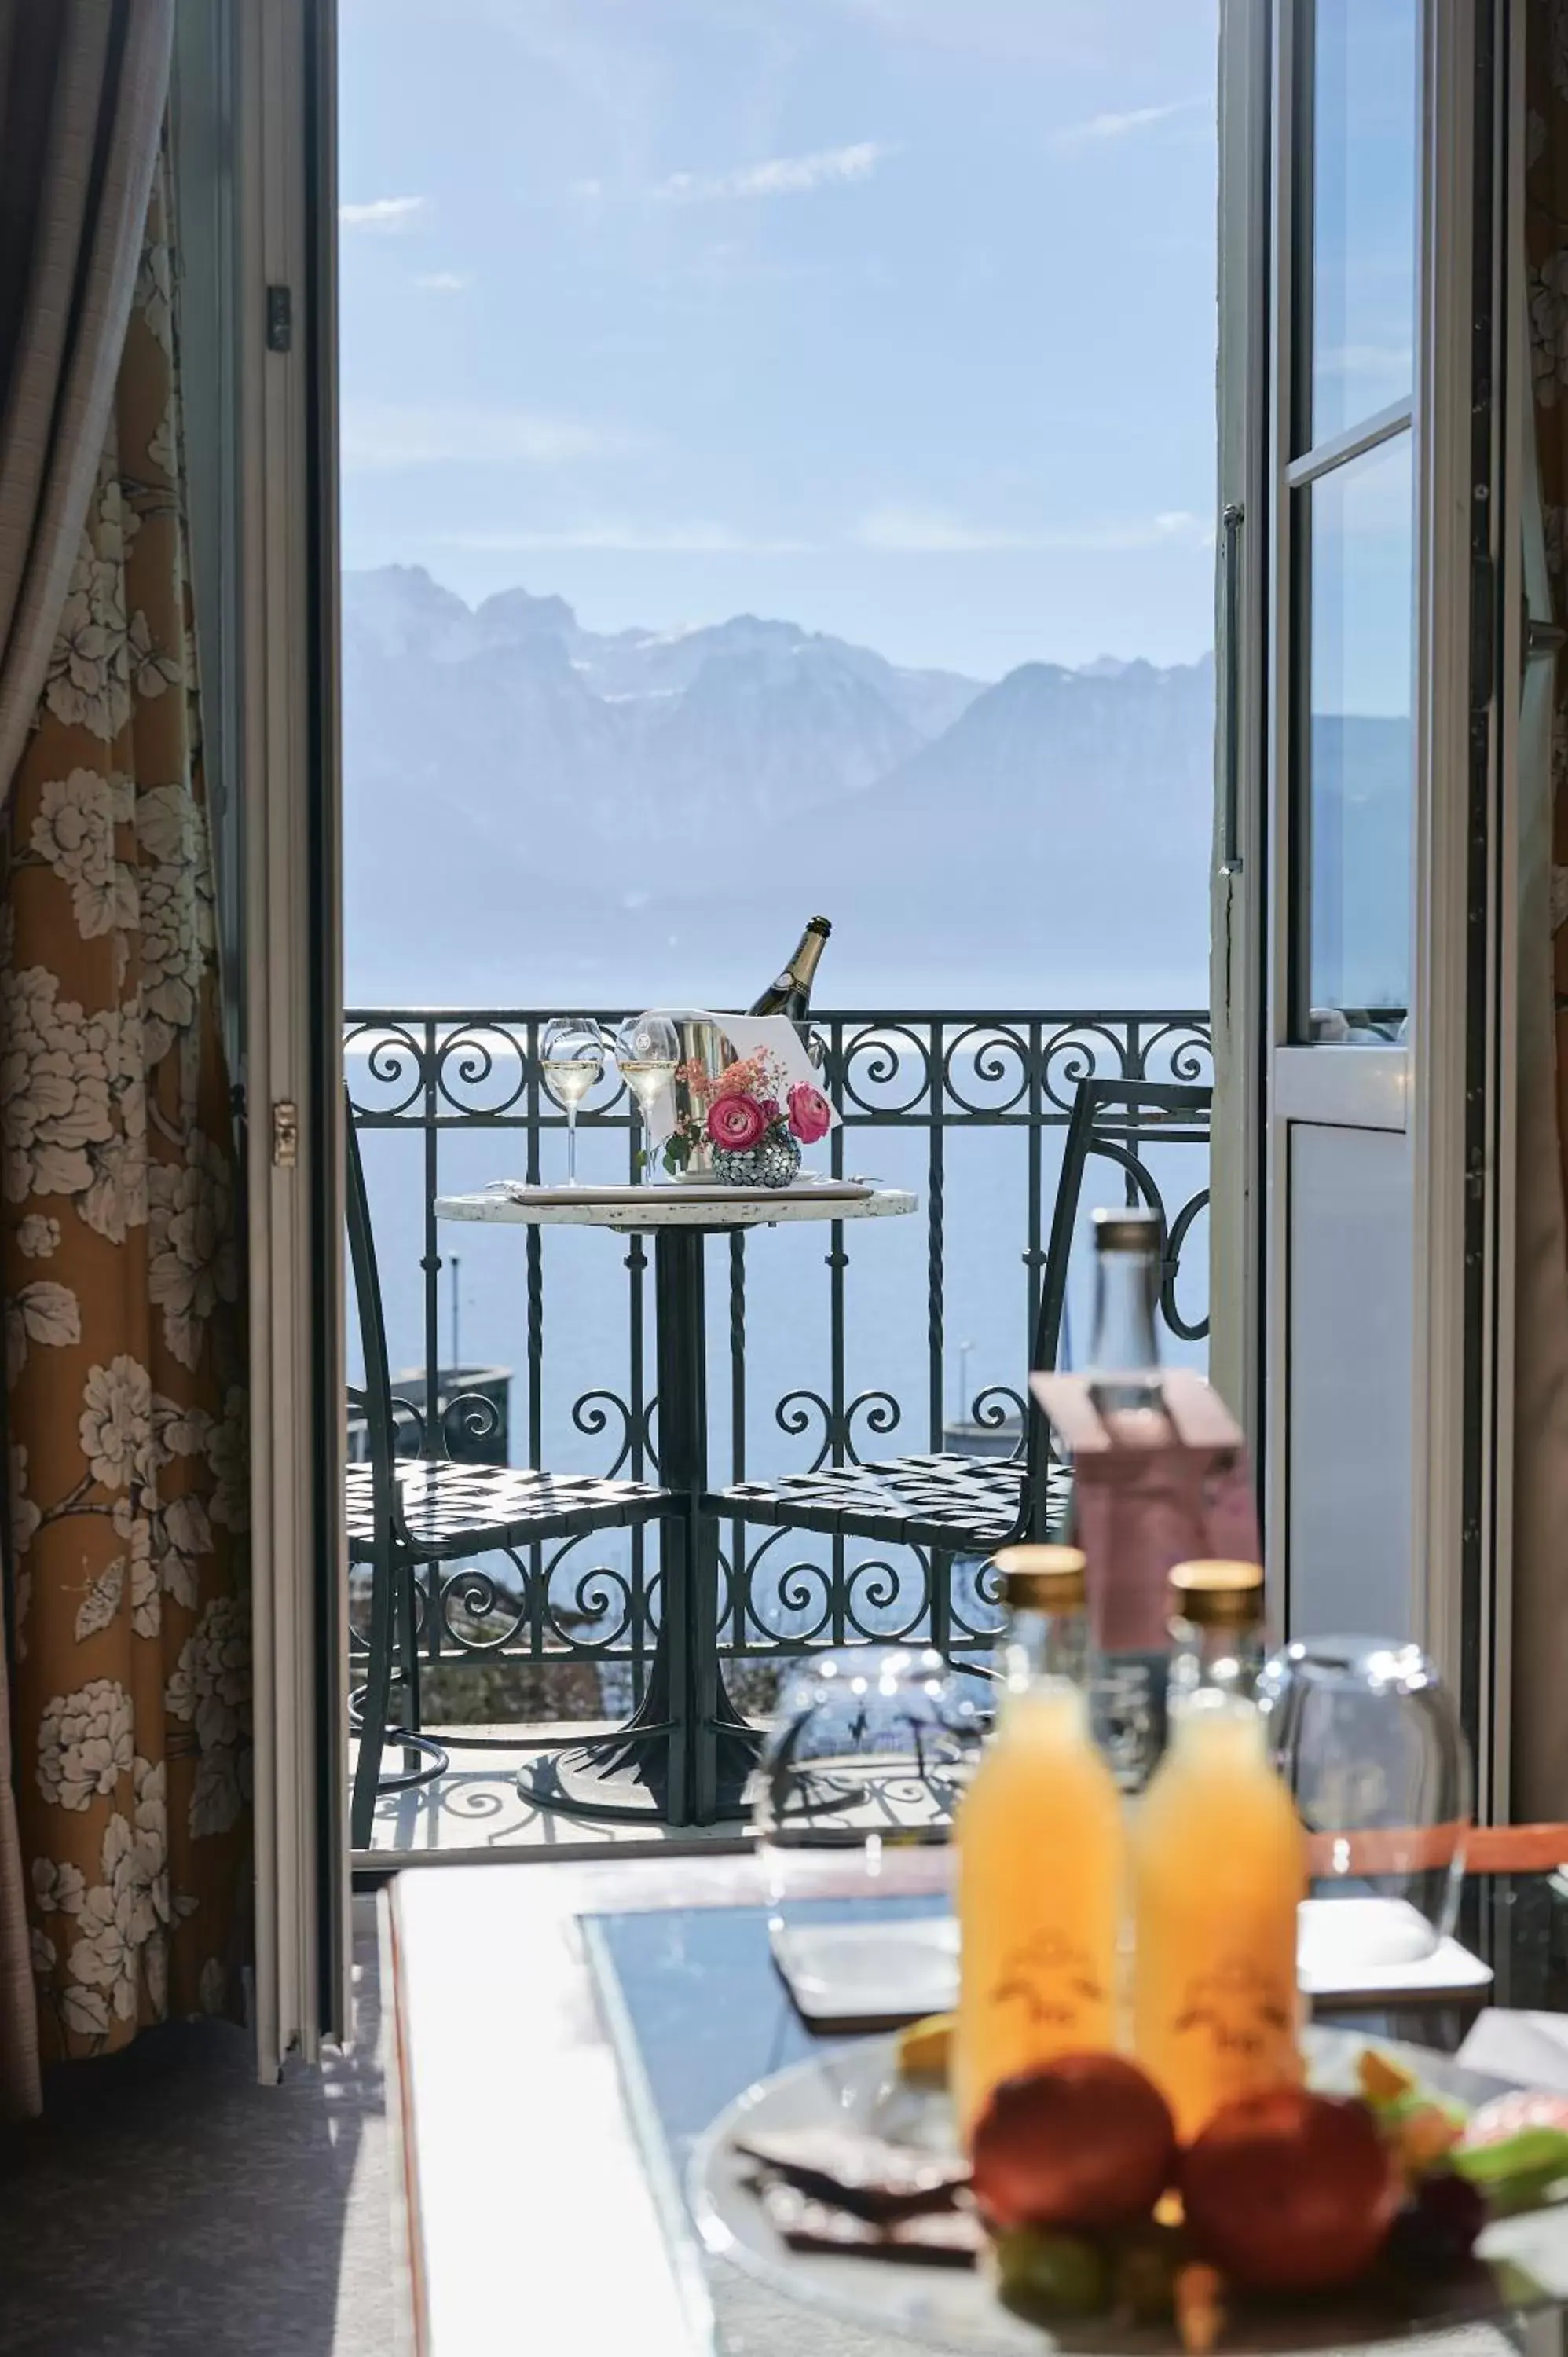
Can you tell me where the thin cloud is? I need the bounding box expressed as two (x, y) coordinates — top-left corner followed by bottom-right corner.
(341, 402), (630, 472)
(855, 505), (1212, 554)
(440, 522), (812, 555)
(413, 272), (472, 292)
(339, 194), (427, 231)
(1050, 99), (1206, 150)
(654, 141), (892, 204)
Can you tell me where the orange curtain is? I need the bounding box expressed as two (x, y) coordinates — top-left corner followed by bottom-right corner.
(2, 141), (249, 2062)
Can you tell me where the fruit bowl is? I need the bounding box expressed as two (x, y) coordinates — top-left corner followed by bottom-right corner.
(691, 2028), (1568, 2355)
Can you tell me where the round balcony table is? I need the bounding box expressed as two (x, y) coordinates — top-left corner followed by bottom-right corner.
(433, 1179), (916, 1826)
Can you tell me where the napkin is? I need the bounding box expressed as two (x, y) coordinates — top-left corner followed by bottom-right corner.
(1458, 2009), (1568, 2092)
(641, 1012), (839, 1150)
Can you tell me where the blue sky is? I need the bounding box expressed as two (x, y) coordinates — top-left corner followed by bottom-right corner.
(337, 0), (1220, 681)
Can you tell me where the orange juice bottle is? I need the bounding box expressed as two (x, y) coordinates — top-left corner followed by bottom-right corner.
(1130, 1561), (1305, 2142)
(954, 1545), (1124, 2143)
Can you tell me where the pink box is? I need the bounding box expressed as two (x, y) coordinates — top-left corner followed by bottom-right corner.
(1028, 1369), (1262, 1653)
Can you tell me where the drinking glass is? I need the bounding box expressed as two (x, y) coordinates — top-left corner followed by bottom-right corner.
(539, 1017), (605, 1186)
(749, 1647), (987, 2031)
(1258, 1635), (1471, 1976)
(613, 1011), (680, 1185)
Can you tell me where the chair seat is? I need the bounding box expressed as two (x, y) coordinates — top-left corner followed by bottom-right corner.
(712, 1453), (1072, 1552)
(346, 1460), (670, 1558)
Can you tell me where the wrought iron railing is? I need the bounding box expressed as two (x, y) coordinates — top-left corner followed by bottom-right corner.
(344, 1009), (1211, 1722)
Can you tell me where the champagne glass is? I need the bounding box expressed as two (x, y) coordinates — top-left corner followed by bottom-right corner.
(614, 1011), (680, 1185)
(540, 1017), (605, 1186)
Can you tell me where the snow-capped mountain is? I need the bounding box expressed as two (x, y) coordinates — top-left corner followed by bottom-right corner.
(343, 566), (1216, 1008)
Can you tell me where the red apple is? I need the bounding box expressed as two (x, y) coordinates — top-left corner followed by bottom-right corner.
(1181, 2088), (1402, 2293)
(971, 2055), (1177, 2231)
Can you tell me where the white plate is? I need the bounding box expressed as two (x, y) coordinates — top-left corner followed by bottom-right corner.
(691, 2028), (1568, 2355)
(770, 1901), (1491, 2029)
(770, 1917), (960, 2029)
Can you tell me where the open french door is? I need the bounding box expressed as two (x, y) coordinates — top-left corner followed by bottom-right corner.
(187, 0), (349, 2073)
(1216, 0), (1514, 1814)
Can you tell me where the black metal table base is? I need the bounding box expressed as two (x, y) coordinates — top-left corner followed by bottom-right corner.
(515, 1716), (760, 1824)
(517, 1224), (759, 1828)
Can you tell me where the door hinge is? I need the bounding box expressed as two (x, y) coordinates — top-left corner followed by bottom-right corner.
(272, 1101), (299, 1169)
(266, 284), (293, 353)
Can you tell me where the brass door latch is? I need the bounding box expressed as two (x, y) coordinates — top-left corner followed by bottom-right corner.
(272, 1101), (299, 1168)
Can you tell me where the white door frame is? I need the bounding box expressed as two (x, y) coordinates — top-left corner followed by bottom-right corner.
(1219, 0), (1511, 1807)
(236, 0), (347, 2074)
(1211, 0), (1273, 1454)
(1408, 0), (1497, 1712)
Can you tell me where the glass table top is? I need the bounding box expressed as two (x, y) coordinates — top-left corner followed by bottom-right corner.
(582, 1874), (1568, 2357)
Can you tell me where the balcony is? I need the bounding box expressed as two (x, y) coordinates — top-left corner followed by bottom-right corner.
(345, 1005), (1212, 1855)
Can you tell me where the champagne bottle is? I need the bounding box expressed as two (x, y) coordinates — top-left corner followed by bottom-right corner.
(748, 915), (831, 1022)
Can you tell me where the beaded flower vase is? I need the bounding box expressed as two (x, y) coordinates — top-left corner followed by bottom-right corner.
(664, 1043), (832, 1189)
(713, 1124), (803, 1190)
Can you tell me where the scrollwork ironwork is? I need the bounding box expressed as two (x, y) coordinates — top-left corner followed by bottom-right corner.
(345, 1019), (428, 1120)
(434, 1021), (531, 1120)
(941, 1021), (1031, 1117)
(344, 1003), (1211, 1711)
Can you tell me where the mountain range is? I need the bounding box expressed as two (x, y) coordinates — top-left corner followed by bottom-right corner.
(343, 565), (1217, 1010)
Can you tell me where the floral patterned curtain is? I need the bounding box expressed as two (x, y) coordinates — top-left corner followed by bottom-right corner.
(2, 141), (249, 2060)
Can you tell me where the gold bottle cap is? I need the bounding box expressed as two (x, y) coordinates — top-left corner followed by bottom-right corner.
(992, 1544), (1087, 1611)
(1168, 1558), (1265, 1627)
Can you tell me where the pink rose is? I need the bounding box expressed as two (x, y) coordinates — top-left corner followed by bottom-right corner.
(787, 1083), (831, 1144)
(707, 1093), (766, 1150)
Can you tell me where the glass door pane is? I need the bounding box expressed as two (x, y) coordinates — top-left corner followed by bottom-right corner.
(1299, 0), (1419, 448)
(1295, 431), (1413, 1039)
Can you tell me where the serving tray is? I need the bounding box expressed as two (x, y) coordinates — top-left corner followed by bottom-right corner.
(691, 2027), (1568, 2355)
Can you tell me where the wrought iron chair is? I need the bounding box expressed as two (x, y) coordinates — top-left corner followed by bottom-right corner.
(344, 1099), (670, 1849)
(711, 1076), (1211, 1601)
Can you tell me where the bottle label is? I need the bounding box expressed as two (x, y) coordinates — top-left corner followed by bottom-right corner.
(1167, 1956), (1298, 2100)
(991, 1926), (1110, 2033)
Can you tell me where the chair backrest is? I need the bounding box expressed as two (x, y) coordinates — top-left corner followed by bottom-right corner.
(1019, 1076), (1212, 1531)
(344, 1093), (403, 1544)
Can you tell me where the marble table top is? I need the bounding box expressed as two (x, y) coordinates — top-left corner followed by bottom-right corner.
(433, 1182), (917, 1231)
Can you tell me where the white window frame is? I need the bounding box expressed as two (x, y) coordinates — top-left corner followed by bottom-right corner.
(233, 0), (348, 2075)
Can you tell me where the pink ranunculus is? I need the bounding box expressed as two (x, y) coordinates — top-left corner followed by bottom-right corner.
(787, 1083), (832, 1144)
(707, 1092), (767, 1151)
(754, 1098), (782, 1128)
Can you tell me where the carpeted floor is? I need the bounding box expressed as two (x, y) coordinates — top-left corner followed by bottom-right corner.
(0, 1897), (405, 2357)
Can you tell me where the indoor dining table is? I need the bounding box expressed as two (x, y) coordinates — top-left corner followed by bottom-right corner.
(390, 1827), (1568, 2357)
(433, 1178), (916, 1824)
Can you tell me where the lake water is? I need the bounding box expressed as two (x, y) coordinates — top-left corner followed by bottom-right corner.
(347, 1035), (1211, 1660)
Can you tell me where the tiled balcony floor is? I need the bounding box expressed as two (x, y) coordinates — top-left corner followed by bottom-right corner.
(359, 1719), (957, 1860)
(361, 1725), (749, 1858)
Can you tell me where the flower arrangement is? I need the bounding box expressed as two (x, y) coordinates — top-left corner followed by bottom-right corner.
(663, 1048), (832, 1187)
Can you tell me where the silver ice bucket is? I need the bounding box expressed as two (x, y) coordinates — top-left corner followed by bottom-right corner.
(665, 1016), (743, 1182)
